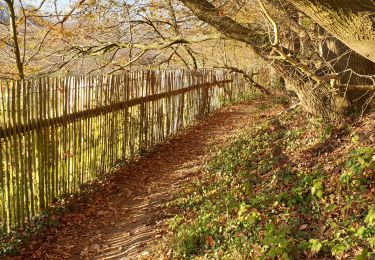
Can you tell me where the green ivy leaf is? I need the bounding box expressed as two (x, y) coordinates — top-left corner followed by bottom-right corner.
(355, 249), (369, 260)
(331, 242), (349, 256)
(309, 239), (322, 253)
(326, 204), (337, 212)
(311, 180), (323, 198)
(364, 207), (375, 226)
(351, 135), (360, 144)
(368, 237), (375, 249)
(355, 226), (366, 238)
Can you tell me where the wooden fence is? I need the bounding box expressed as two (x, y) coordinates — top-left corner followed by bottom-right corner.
(0, 69), (249, 233)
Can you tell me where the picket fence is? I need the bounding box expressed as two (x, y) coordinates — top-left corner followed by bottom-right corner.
(0, 69), (250, 233)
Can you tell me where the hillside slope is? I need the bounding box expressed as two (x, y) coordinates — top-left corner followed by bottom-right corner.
(152, 105), (375, 259)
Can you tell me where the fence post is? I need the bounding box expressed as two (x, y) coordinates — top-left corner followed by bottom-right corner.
(0, 69), (242, 233)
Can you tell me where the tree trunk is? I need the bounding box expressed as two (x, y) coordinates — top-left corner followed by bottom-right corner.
(5, 0), (24, 80)
(319, 37), (375, 105)
(286, 0), (375, 63)
(179, 0), (346, 122)
(322, 38), (375, 85)
(283, 72), (347, 122)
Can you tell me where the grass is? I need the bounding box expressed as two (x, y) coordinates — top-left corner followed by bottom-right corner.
(157, 107), (375, 259)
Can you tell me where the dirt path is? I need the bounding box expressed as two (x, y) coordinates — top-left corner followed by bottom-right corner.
(18, 102), (275, 260)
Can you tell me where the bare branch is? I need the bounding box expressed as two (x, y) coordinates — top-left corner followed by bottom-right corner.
(74, 34), (225, 56)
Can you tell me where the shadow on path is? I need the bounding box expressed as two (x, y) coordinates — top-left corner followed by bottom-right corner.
(17, 101), (278, 260)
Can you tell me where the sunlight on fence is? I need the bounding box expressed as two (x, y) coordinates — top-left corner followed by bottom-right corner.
(0, 69), (249, 233)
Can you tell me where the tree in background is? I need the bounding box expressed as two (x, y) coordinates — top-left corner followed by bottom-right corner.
(0, 0), (86, 79)
(1, 0), (374, 123)
(66, 0), (259, 74)
(1, 0), (259, 78)
(176, 0), (375, 122)
(64, 0), (375, 122)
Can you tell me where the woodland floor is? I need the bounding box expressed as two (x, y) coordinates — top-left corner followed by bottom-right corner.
(13, 100), (280, 259)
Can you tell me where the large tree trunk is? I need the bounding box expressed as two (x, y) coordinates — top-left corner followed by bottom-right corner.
(286, 0), (375, 63)
(319, 37), (375, 105)
(322, 38), (375, 85)
(282, 71), (348, 122)
(179, 0), (346, 122)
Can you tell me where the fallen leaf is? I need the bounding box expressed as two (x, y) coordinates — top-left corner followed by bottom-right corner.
(206, 236), (215, 247)
(92, 244), (100, 250)
(80, 247), (89, 257)
(97, 210), (108, 216)
(299, 224), (308, 230)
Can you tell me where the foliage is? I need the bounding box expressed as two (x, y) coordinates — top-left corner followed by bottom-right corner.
(162, 111), (375, 259)
(340, 142), (374, 187)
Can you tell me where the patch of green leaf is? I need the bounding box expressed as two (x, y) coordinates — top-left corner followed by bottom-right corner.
(161, 114), (375, 259)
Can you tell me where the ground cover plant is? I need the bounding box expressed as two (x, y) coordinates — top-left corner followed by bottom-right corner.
(158, 107), (375, 259)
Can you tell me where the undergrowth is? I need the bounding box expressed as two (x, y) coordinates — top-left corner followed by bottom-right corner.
(161, 109), (375, 259)
(0, 165), (121, 256)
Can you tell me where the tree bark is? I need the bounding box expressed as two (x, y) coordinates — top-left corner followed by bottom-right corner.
(281, 69), (347, 122)
(179, 0), (346, 122)
(322, 38), (375, 85)
(286, 0), (375, 63)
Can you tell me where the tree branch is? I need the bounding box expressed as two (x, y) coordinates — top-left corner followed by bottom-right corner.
(73, 34), (225, 56)
(218, 66), (272, 95)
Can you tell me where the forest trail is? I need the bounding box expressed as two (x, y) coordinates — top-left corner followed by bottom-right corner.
(17, 101), (278, 260)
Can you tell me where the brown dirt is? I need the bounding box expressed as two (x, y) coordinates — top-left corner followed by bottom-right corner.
(14, 101), (280, 260)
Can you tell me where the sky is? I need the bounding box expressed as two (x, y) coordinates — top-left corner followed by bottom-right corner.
(1, 0), (72, 15)
(49, 0), (72, 11)
(56, 0), (71, 10)
(32, 0), (73, 12)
